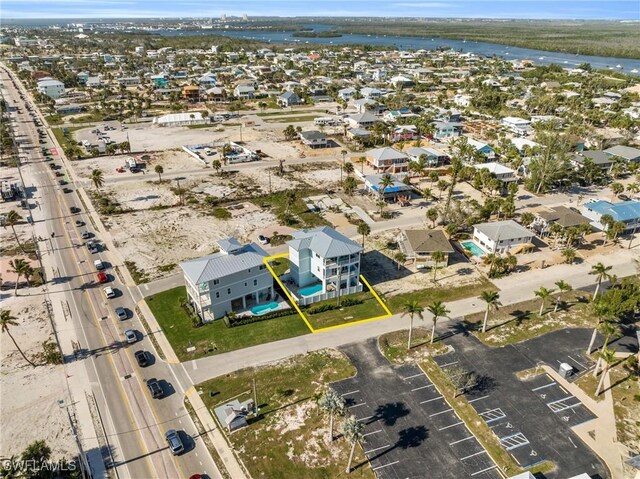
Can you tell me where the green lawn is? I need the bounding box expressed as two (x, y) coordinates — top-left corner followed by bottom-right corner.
(263, 115), (322, 123)
(386, 278), (496, 311)
(304, 291), (390, 330)
(197, 350), (373, 479)
(146, 286), (310, 361)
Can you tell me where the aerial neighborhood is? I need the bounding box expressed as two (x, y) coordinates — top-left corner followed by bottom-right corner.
(1, 14), (640, 479)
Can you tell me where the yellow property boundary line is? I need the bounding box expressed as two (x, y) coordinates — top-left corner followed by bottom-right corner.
(263, 253), (393, 334)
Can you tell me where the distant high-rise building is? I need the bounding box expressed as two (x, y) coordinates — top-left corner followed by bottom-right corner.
(242, 14), (248, 21)
(221, 14), (227, 21)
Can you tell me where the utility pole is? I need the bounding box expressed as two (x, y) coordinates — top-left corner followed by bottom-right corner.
(58, 400), (88, 479)
(252, 378), (258, 415)
(268, 170), (272, 194)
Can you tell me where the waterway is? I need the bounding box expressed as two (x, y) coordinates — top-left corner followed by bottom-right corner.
(154, 24), (640, 73)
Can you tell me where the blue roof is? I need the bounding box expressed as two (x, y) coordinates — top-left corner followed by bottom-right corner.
(586, 200), (640, 221)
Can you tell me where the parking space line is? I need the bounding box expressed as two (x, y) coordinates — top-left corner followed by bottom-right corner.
(439, 360), (459, 368)
(439, 421), (463, 430)
(411, 384), (435, 391)
(500, 432), (530, 451)
(429, 408), (453, 417)
(547, 396), (575, 407)
(549, 401), (583, 413)
(349, 402), (367, 408)
(362, 429), (382, 437)
(340, 389), (360, 397)
(402, 373), (424, 380)
(364, 444), (390, 454)
(357, 415), (374, 422)
(471, 465), (498, 476)
(461, 450), (487, 461)
(531, 382), (556, 391)
(420, 396), (443, 404)
(372, 460), (399, 471)
(567, 355), (587, 369)
(479, 408), (506, 423)
(468, 395), (489, 403)
(449, 436), (473, 445)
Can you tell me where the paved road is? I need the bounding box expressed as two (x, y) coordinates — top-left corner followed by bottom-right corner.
(2, 66), (220, 479)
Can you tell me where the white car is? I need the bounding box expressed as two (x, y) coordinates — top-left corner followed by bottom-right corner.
(103, 286), (115, 299)
(257, 234), (269, 245)
(124, 329), (137, 343)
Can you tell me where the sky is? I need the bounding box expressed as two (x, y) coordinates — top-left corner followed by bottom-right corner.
(1, 0), (639, 20)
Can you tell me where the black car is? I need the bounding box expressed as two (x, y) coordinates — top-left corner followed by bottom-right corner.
(134, 350), (149, 367)
(147, 378), (163, 398)
(618, 194), (631, 202)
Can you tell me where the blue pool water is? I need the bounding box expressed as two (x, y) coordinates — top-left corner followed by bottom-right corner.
(461, 241), (486, 257)
(251, 302), (279, 315)
(299, 284), (323, 297)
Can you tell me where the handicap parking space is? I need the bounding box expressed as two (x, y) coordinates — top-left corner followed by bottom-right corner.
(527, 373), (596, 427)
(332, 340), (501, 479)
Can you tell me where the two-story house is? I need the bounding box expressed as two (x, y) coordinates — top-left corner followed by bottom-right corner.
(364, 147), (410, 172)
(287, 227), (363, 305)
(472, 220), (534, 254)
(180, 238), (274, 322)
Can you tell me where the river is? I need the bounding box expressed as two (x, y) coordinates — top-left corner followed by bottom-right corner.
(153, 24), (640, 74)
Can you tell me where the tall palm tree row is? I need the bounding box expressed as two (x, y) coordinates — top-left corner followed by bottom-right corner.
(427, 301), (450, 344)
(401, 300), (424, 350)
(479, 290), (501, 333)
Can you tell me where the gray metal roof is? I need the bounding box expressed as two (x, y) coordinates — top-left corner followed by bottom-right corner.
(604, 145), (640, 161)
(474, 220), (533, 241)
(288, 226), (362, 258)
(180, 241), (267, 285)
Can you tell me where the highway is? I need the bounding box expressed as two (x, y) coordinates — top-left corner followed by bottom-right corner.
(1, 66), (220, 479)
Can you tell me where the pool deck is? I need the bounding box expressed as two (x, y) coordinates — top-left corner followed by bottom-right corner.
(461, 240), (488, 257)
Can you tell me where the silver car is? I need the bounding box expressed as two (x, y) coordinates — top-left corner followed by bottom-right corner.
(115, 307), (127, 320)
(124, 329), (137, 343)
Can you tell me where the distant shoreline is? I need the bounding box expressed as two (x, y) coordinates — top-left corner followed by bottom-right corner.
(292, 31), (342, 38)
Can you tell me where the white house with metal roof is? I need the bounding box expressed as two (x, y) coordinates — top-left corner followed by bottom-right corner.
(180, 238), (274, 322)
(287, 226), (363, 305)
(36, 79), (65, 99)
(472, 220), (534, 254)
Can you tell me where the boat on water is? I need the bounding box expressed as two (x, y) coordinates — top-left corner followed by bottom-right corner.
(631, 69), (639, 73)
(539, 56), (544, 60)
(616, 64), (622, 69)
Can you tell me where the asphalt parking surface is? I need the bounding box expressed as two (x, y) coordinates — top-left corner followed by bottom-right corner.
(332, 339), (502, 479)
(434, 327), (608, 479)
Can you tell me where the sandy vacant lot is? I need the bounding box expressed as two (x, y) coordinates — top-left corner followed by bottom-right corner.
(0, 294), (75, 460)
(109, 205), (277, 280)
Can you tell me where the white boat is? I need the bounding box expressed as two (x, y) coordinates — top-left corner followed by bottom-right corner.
(616, 64), (622, 69)
(539, 56), (544, 60)
(631, 68), (639, 73)
(564, 60), (568, 64)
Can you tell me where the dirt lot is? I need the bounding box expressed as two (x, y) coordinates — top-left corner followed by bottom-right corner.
(0, 294), (75, 461)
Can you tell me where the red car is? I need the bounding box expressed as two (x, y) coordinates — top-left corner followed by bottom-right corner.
(97, 272), (109, 283)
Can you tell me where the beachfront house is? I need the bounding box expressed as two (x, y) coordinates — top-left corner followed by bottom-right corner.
(581, 200), (640, 232)
(180, 238), (274, 322)
(472, 220), (535, 254)
(287, 226), (363, 305)
(398, 229), (454, 269)
(364, 147), (410, 172)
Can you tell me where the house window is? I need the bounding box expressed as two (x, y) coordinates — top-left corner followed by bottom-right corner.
(247, 269), (251, 273)
(213, 279), (219, 285)
(259, 265), (266, 270)
(244, 282), (247, 287)
(227, 288), (231, 295)
(215, 292), (220, 299)
(253, 279), (258, 286)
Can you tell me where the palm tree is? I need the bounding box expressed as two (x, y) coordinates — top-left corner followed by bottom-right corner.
(427, 301), (449, 344)
(561, 247), (576, 264)
(431, 251), (445, 282)
(3, 210), (25, 253)
(9, 258), (31, 296)
(394, 252), (407, 271)
(594, 347), (616, 396)
(554, 280), (572, 313)
(317, 388), (345, 442)
(479, 290), (501, 333)
(1, 310), (36, 367)
(90, 169), (105, 190)
(534, 286), (553, 315)
(342, 414), (365, 474)
(587, 299), (613, 355)
(426, 207), (438, 228)
(211, 159), (223, 176)
(284, 190), (296, 215)
(593, 321), (619, 377)
(343, 161), (355, 176)
(343, 176), (357, 195)
(357, 222), (370, 248)
(402, 301), (424, 350)
(154, 164), (163, 182)
(590, 262), (612, 300)
(519, 211), (535, 228)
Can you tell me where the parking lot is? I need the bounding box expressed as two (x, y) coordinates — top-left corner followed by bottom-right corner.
(332, 339), (501, 479)
(433, 327), (608, 478)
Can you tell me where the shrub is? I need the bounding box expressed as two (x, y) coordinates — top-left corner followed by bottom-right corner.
(225, 308), (293, 327)
(41, 340), (63, 365)
(212, 207), (231, 219)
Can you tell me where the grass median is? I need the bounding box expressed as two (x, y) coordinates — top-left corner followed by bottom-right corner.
(145, 286), (310, 361)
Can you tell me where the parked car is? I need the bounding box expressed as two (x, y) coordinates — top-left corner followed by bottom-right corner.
(147, 378), (163, 398)
(70, 206), (80, 214)
(97, 272), (109, 283)
(103, 287), (115, 299)
(87, 241), (98, 253)
(124, 329), (137, 344)
(81, 230), (91, 239)
(618, 194), (631, 202)
(94, 259), (104, 270)
(134, 350), (149, 367)
(257, 234), (269, 245)
(75, 219), (84, 227)
(115, 307), (127, 320)
(165, 429), (184, 455)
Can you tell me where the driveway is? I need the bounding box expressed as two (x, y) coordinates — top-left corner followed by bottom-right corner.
(331, 339), (502, 479)
(433, 326), (609, 479)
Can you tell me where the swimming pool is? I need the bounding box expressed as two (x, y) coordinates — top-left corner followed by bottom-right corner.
(299, 284), (323, 297)
(251, 301), (279, 315)
(461, 241), (486, 257)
